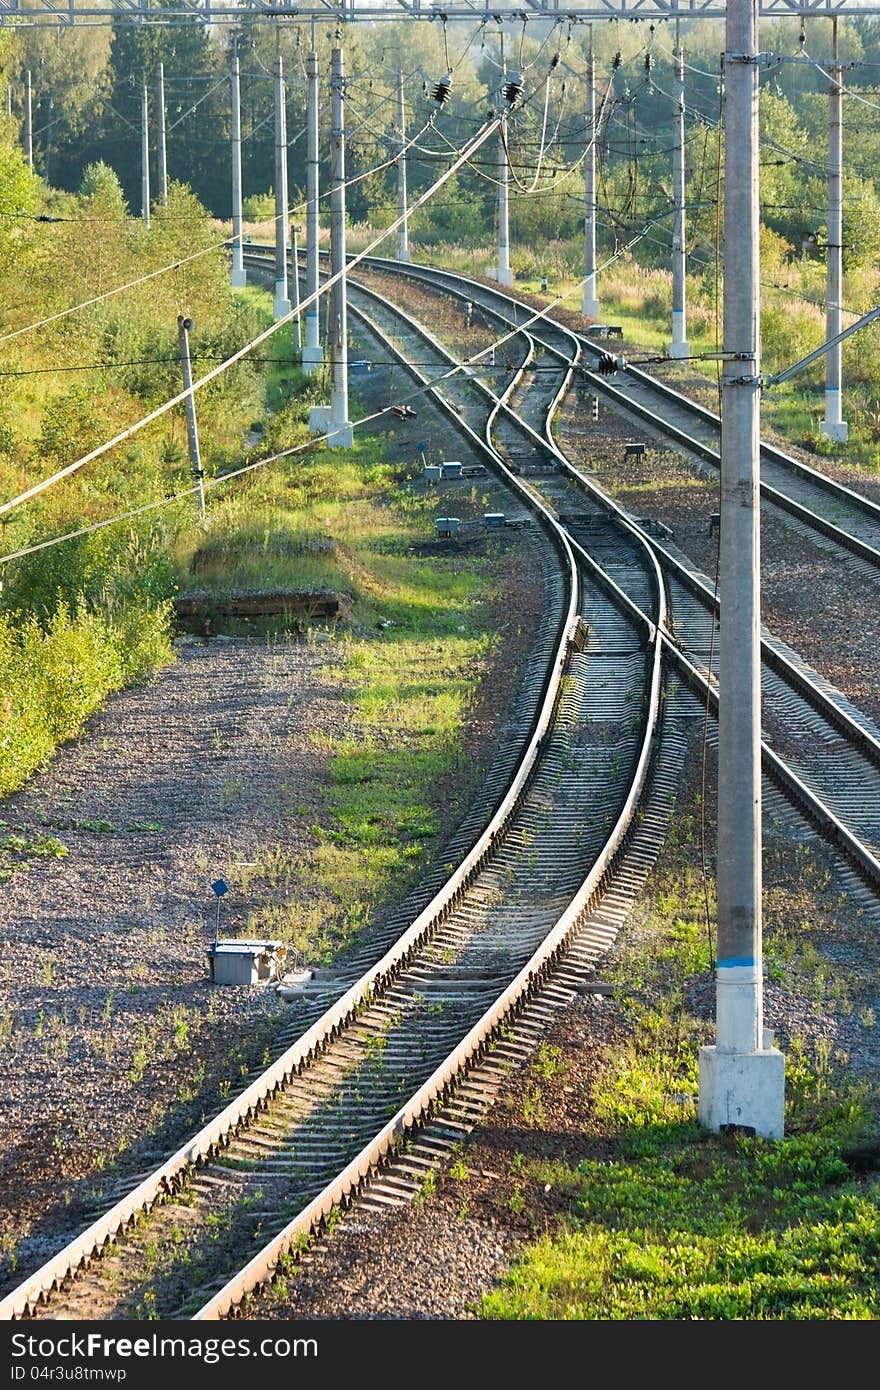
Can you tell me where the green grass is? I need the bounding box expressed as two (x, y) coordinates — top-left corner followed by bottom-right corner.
(215, 425), (507, 966)
(247, 626), (499, 964)
(477, 790), (879, 1321)
(481, 1062), (879, 1321)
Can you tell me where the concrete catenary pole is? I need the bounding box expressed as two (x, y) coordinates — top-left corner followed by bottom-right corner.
(822, 19), (847, 442)
(156, 61), (168, 208)
(697, 0), (785, 1140)
(496, 108), (513, 287)
(669, 22), (689, 358)
(582, 42), (600, 318)
(141, 79), (150, 229)
(177, 315), (206, 523)
(230, 48), (246, 288)
(24, 69), (33, 171)
(328, 38), (352, 446)
(273, 49), (290, 319)
(291, 222), (302, 352)
(302, 31), (323, 374)
(396, 68), (410, 262)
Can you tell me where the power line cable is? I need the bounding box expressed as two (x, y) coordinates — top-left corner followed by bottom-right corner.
(0, 110), (505, 522)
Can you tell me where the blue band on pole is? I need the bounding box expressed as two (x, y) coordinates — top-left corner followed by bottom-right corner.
(717, 956), (755, 969)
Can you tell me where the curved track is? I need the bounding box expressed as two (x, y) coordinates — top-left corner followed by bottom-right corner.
(0, 255), (666, 1323)
(361, 255), (880, 574)
(7, 247), (879, 1322)
(349, 255), (880, 890)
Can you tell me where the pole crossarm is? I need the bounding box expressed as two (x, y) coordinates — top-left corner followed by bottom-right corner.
(4, 1), (880, 27)
(764, 306), (880, 388)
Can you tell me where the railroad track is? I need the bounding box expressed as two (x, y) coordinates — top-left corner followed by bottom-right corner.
(345, 255), (880, 893)
(0, 253), (670, 1322)
(358, 255), (880, 577)
(8, 248), (878, 1322)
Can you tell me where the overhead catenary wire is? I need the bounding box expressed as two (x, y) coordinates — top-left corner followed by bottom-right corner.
(0, 110), (505, 522)
(0, 201), (673, 567)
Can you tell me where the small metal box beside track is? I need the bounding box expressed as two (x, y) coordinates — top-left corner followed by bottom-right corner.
(207, 938), (286, 986)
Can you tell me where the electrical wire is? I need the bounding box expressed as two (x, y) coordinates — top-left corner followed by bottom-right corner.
(0, 111), (504, 522)
(499, 68), (556, 196)
(0, 206), (681, 572)
(0, 240), (231, 348)
(166, 72), (231, 134)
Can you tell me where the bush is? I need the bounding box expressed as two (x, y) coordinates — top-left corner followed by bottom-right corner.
(243, 190), (276, 222)
(0, 599), (172, 797)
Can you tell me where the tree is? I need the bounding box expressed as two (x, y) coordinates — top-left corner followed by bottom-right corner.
(13, 25), (112, 186)
(79, 160), (127, 213)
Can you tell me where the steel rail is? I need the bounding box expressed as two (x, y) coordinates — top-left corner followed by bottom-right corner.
(143, 245), (880, 1319)
(0, 250), (596, 1324)
(353, 255), (878, 756)
(353, 256), (880, 760)
(192, 264), (665, 1321)
(0, 349), (581, 1321)
(353, 254), (880, 893)
(360, 255), (880, 572)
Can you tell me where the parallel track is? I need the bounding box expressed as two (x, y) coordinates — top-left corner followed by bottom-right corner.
(7, 249), (879, 1321)
(360, 255), (880, 574)
(345, 254), (880, 891)
(0, 255), (666, 1323)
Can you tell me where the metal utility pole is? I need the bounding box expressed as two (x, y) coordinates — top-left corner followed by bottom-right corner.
(24, 70), (33, 171)
(697, 0), (785, 1140)
(291, 222), (302, 352)
(822, 19), (847, 442)
(42, 94), (54, 184)
(230, 47), (246, 288)
(141, 79), (150, 229)
(496, 111), (513, 287)
(302, 31), (323, 374)
(273, 49), (290, 319)
(177, 315), (206, 523)
(156, 62), (168, 207)
(396, 68), (410, 262)
(328, 39), (353, 446)
(582, 42), (599, 317)
(669, 22), (689, 358)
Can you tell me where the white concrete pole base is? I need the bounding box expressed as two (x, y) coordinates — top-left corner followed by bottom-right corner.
(698, 1045), (785, 1139)
(308, 404), (332, 434)
(582, 296), (600, 318)
(302, 345), (324, 376)
(494, 266), (514, 287)
(821, 419), (848, 443)
(667, 338), (690, 360)
(326, 422), (354, 450)
(396, 247), (411, 263)
(273, 294), (291, 320)
(230, 268), (247, 289)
